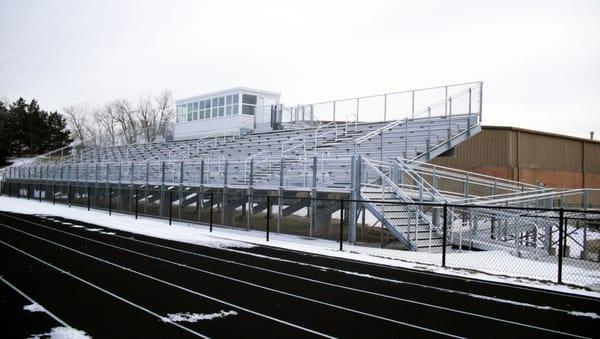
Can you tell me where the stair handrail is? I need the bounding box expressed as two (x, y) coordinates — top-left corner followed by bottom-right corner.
(363, 158), (438, 250)
(313, 121), (339, 154)
(400, 158), (540, 192)
(344, 113), (358, 137)
(281, 134), (307, 159)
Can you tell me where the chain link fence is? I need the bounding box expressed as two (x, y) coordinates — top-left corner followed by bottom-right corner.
(1, 179), (599, 288)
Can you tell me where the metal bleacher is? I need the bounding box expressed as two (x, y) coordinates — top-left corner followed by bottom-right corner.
(11, 80), (586, 255)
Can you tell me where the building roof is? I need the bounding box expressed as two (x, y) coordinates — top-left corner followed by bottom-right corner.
(482, 125), (600, 145)
(176, 87), (281, 104)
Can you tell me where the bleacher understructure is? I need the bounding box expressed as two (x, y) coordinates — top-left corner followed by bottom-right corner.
(3, 82), (598, 257)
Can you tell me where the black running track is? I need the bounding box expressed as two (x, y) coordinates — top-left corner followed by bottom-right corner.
(0, 211), (598, 338)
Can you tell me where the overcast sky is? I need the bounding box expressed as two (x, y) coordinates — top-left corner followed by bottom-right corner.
(1, 0), (598, 138)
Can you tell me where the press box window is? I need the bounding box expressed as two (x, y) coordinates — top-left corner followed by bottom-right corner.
(242, 94), (257, 116)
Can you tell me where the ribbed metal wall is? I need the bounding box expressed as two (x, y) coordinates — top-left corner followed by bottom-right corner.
(516, 131), (582, 171)
(584, 142), (600, 173)
(430, 126), (600, 187)
(430, 128), (510, 168)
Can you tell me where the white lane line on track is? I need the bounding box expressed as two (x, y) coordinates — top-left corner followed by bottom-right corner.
(29, 204), (600, 303)
(104, 230), (599, 321)
(0, 219), (469, 339)
(7, 213), (593, 338)
(0, 223), (338, 339)
(0, 240), (209, 338)
(219, 248), (600, 320)
(0, 276), (70, 328)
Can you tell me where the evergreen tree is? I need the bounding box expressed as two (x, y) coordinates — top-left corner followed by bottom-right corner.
(0, 101), (13, 166)
(45, 111), (71, 152)
(0, 98), (72, 166)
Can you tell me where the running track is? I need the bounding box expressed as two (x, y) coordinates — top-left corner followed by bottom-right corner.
(0, 211), (598, 338)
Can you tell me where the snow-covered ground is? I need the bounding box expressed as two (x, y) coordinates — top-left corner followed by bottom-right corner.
(1, 157), (36, 169)
(0, 196), (599, 298)
(28, 327), (90, 339)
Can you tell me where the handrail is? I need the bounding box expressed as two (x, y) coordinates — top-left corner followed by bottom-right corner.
(313, 121), (338, 153)
(363, 158), (438, 250)
(465, 188), (595, 207)
(354, 117), (404, 145)
(363, 158), (414, 204)
(249, 149), (271, 161)
(394, 158), (447, 201)
(344, 114), (357, 136)
(400, 158), (540, 191)
(307, 81), (483, 107)
(354, 84), (482, 150)
(281, 134), (307, 158)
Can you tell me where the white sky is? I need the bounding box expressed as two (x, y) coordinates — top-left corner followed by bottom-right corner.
(1, 0), (599, 138)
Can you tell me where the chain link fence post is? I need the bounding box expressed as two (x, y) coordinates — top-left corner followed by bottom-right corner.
(557, 208), (564, 284)
(266, 195), (271, 242)
(340, 199), (344, 251)
(442, 203), (448, 267)
(209, 192), (214, 232)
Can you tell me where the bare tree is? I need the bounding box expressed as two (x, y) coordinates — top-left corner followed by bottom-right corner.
(108, 99), (138, 144)
(94, 105), (118, 146)
(136, 95), (155, 142)
(155, 89), (174, 135)
(65, 89), (175, 147)
(135, 89), (174, 142)
(63, 105), (90, 142)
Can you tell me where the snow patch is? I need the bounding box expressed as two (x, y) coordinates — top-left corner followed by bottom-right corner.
(85, 228), (103, 232)
(161, 310), (238, 323)
(465, 293), (600, 319)
(28, 326), (91, 339)
(100, 231), (116, 235)
(70, 225), (84, 228)
(23, 303), (45, 313)
(568, 311), (600, 319)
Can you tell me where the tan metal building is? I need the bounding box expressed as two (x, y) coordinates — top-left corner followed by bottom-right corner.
(431, 126), (600, 189)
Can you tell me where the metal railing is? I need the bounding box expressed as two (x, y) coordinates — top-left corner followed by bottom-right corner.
(353, 83), (483, 158)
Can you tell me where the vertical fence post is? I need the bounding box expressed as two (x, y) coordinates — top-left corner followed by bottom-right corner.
(411, 90), (415, 117)
(557, 208), (564, 284)
(135, 188), (138, 219)
(340, 199), (344, 251)
(442, 203), (448, 267)
(169, 189), (173, 225)
(87, 185), (90, 211)
(563, 217), (569, 257)
(209, 192), (214, 232)
(109, 188), (112, 215)
(27, 183), (31, 200)
(383, 94), (387, 121)
(17, 182), (19, 199)
(67, 183), (71, 207)
(266, 195), (271, 242)
(52, 184), (55, 205)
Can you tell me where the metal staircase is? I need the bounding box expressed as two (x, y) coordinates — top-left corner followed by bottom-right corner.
(358, 158), (443, 251)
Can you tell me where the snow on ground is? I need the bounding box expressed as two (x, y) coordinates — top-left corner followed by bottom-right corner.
(161, 310), (238, 323)
(23, 303), (45, 313)
(28, 327), (91, 339)
(1, 196), (599, 298)
(0, 197), (253, 250)
(4, 157), (36, 168)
